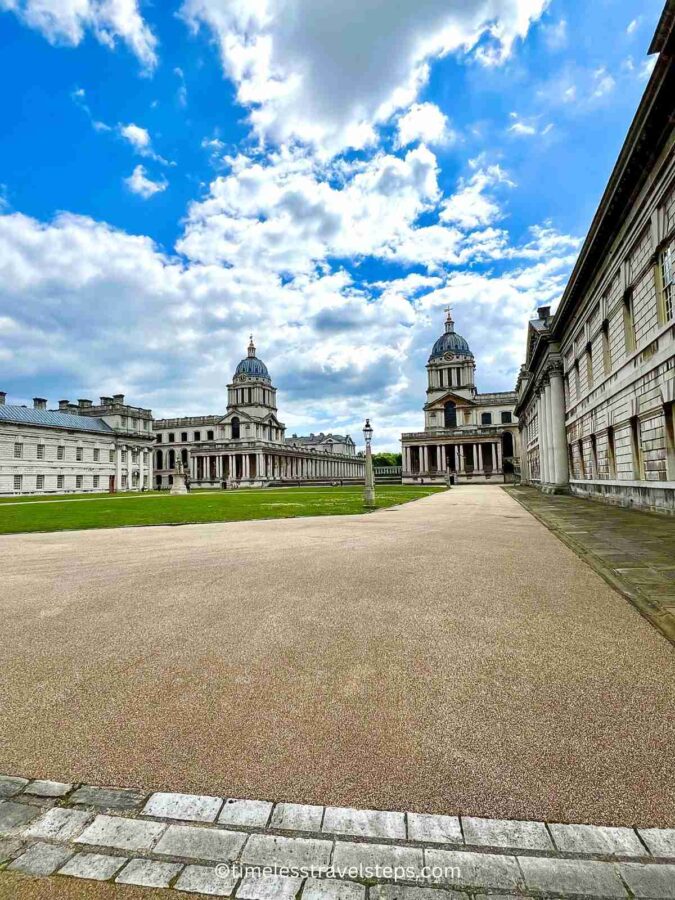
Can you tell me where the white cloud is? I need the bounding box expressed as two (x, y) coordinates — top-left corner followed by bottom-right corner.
(0, 0), (157, 70)
(124, 165), (167, 198)
(639, 57), (657, 81)
(120, 123), (151, 153)
(592, 67), (616, 98)
(543, 18), (567, 49)
(0, 206), (578, 448)
(507, 112), (553, 138)
(397, 102), (451, 147)
(439, 164), (512, 230)
(180, 0), (548, 153)
(627, 18), (641, 35)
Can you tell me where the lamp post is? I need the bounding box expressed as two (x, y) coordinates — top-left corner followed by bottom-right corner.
(363, 418), (375, 508)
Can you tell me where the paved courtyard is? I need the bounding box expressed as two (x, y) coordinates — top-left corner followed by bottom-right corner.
(1, 485), (674, 832)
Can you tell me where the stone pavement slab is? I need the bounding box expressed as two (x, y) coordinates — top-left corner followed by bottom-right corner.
(219, 799), (273, 828)
(75, 814), (166, 852)
(549, 822), (647, 857)
(638, 828), (675, 858)
(618, 862), (675, 898)
(115, 858), (183, 888)
(517, 856), (627, 897)
(270, 803), (324, 832)
(174, 863), (239, 896)
(236, 872), (303, 900)
(142, 791), (223, 823)
(406, 814), (462, 845)
(153, 824), (247, 862)
(424, 849), (522, 893)
(324, 808), (406, 840)
(241, 833), (332, 868)
(70, 786), (147, 811)
(0, 800), (40, 834)
(8, 843), (74, 877)
(303, 878), (366, 900)
(461, 816), (552, 852)
(24, 780), (72, 798)
(25, 808), (93, 841)
(58, 852), (127, 881)
(0, 776), (28, 799)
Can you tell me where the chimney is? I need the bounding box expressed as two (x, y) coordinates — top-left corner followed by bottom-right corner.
(113, 393), (125, 404)
(78, 399), (93, 408)
(58, 400), (70, 410)
(538, 305), (551, 320)
(0, 392), (5, 406)
(100, 396), (113, 406)
(33, 398), (47, 410)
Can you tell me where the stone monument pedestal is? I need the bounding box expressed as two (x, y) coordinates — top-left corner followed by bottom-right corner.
(171, 472), (188, 495)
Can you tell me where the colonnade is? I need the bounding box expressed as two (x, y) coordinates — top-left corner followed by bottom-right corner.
(189, 450), (363, 484)
(534, 363), (569, 489)
(403, 441), (503, 477)
(115, 445), (153, 491)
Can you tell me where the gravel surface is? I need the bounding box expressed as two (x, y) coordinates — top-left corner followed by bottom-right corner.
(1, 486), (674, 826)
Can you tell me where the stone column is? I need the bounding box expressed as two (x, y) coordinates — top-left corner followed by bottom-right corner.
(147, 449), (153, 490)
(138, 448), (144, 490)
(458, 445), (465, 473)
(243, 454), (250, 480)
(477, 444), (483, 473)
(548, 363), (570, 489)
(544, 379), (555, 487)
(539, 388), (549, 484)
(495, 441), (502, 473)
(115, 446), (123, 492)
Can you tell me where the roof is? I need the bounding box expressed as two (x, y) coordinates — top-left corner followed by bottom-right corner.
(0, 406), (114, 433)
(286, 432), (353, 445)
(234, 356), (270, 380)
(649, 0), (675, 53)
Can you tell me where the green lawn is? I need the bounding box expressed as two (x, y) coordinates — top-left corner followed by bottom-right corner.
(0, 485), (445, 534)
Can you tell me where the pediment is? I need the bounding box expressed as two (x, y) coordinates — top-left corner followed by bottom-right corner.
(424, 390), (476, 411)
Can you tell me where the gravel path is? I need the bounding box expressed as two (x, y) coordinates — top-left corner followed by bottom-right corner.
(1, 485), (674, 826)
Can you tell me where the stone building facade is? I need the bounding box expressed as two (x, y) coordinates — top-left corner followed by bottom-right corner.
(515, 0), (675, 514)
(153, 339), (363, 488)
(0, 393), (154, 495)
(401, 310), (519, 484)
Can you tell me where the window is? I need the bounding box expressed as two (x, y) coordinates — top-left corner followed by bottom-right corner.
(607, 426), (616, 478)
(37, 444), (45, 460)
(156, 434), (162, 443)
(36, 475), (45, 490)
(76, 447), (83, 461)
(444, 401), (457, 428)
(14, 442), (22, 458)
(93, 448), (100, 462)
(93, 475), (100, 488)
(122, 475), (128, 488)
(501, 411), (512, 424)
(665, 402), (675, 480)
(57, 475), (64, 489)
(207, 430), (214, 440)
(601, 319), (611, 375)
(481, 413), (492, 425)
(122, 450), (127, 462)
(13, 475), (22, 491)
(623, 289), (636, 353)
(590, 434), (598, 476)
(630, 416), (642, 479)
(181, 432), (188, 442)
(231, 417), (240, 439)
(577, 440), (585, 478)
(660, 240), (674, 322)
(168, 433), (175, 443)
(121, 416), (127, 429)
(156, 450), (163, 469)
(194, 431), (201, 441)
(76, 475), (83, 489)
(57, 445), (65, 460)
(574, 360), (581, 399)
(586, 343), (593, 390)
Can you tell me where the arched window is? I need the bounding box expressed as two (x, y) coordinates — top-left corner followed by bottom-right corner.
(168, 449), (176, 469)
(156, 450), (163, 470)
(444, 401), (457, 428)
(231, 417), (240, 439)
(181, 448), (189, 466)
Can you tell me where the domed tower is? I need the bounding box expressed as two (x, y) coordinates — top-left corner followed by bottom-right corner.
(424, 308), (476, 430)
(224, 337), (285, 443)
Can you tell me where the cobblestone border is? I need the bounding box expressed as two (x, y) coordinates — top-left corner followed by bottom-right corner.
(2, 773), (675, 898)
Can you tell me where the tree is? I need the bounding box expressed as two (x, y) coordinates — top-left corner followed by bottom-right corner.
(372, 452), (402, 467)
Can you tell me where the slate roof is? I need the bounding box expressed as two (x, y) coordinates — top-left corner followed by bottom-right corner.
(0, 406), (114, 434)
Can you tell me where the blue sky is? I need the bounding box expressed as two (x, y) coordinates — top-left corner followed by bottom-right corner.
(0, 0), (664, 449)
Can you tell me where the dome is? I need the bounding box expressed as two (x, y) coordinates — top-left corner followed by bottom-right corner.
(234, 336), (271, 381)
(235, 356), (270, 379)
(428, 310), (473, 361)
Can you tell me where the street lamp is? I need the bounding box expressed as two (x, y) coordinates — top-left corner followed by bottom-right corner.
(363, 418), (375, 508)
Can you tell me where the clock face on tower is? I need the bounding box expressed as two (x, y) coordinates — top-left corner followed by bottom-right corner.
(444, 352), (455, 361)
